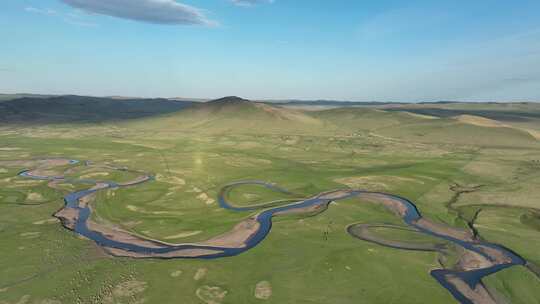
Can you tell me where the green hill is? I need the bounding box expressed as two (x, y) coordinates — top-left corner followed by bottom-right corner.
(130, 96), (325, 135)
(375, 117), (538, 148)
(383, 103), (540, 144)
(121, 97), (540, 148)
(310, 107), (438, 132)
(1, 94), (538, 147)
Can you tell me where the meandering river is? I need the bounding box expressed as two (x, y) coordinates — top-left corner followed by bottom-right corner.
(17, 159), (538, 304)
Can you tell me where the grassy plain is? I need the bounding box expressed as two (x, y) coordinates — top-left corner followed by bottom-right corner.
(1, 99), (539, 303)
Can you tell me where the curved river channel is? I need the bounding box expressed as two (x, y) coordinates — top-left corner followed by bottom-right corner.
(16, 159), (539, 304)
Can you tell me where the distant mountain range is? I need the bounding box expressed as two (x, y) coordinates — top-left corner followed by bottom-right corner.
(0, 93), (55, 101)
(3, 93), (536, 105)
(262, 100), (537, 108)
(0, 94), (192, 123)
(1, 94), (539, 130)
(1, 94), (539, 144)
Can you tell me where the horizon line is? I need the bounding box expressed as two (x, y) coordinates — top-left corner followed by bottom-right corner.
(1, 92), (539, 104)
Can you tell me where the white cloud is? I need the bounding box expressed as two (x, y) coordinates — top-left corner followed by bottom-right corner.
(231, 0), (274, 7)
(60, 0), (216, 26)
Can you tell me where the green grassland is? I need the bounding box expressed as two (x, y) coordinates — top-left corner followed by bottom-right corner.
(1, 98), (539, 304)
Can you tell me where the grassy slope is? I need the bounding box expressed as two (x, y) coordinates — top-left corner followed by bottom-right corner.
(384, 102), (540, 140)
(127, 100), (326, 136)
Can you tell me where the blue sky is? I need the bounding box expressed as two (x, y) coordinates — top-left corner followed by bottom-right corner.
(1, 0), (539, 101)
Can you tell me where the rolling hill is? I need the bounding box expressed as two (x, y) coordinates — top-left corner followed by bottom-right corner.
(130, 96), (325, 135)
(1, 94), (539, 147)
(0, 95), (193, 124)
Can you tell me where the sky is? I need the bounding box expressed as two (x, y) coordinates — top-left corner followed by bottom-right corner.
(1, 0), (539, 102)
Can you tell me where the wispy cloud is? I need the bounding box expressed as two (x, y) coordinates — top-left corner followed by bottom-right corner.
(25, 6), (58, 16)
(231, 0), (274, 7)
(64, 18), (98, 27)
(502, 77), (538, 84)
(358, 6), (450, 39)
(60, 0), (216, 26)
(391, 28), (540, 101)
(25, 5), (97, 27)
